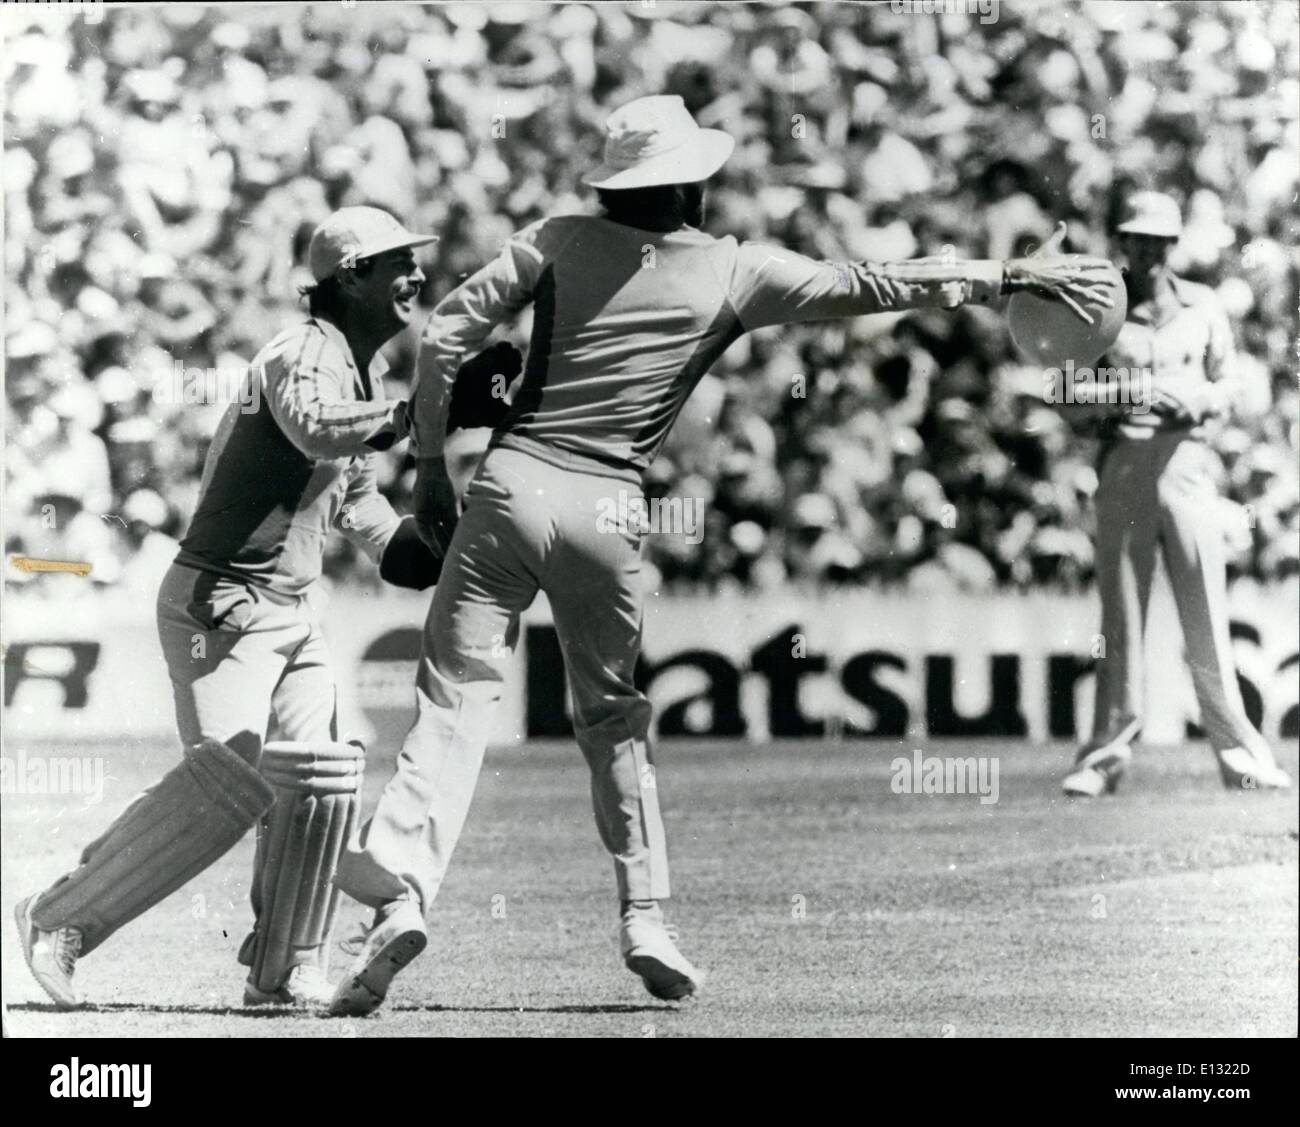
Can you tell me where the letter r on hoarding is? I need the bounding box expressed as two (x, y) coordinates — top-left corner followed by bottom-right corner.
(3, 642), (101, 709)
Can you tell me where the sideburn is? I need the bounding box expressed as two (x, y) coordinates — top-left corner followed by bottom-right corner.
(678, 183), (705, 228)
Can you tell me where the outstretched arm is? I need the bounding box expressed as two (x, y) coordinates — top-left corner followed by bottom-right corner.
(732, 223), (1113, 332)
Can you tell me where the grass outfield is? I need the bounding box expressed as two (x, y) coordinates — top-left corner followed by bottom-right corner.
(3, 736), (1296, 1038)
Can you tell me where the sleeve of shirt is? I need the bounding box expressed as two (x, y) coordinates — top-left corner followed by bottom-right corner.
(265, 327), (408, 460)
(334, 455), (402, 562)
(1061, 349), (1133, 429)
(728, 242), (1004, 332)
(1194, 291), (1240, 421)
(411, 220), (552, 458)
(1204, 293), (1237, 383)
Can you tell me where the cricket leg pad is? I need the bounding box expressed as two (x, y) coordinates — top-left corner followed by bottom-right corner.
(31, 740), (275, 955)
(247, 741), (364, 994)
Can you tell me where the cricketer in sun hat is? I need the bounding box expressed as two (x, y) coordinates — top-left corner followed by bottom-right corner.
(1114, 190), (1183, 239)
(307, 206), (439, 282)
(581, 95), (735, 190)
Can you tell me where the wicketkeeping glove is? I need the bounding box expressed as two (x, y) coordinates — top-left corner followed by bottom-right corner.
(380, 516), (444, 591)
(447, 341), (524, 432)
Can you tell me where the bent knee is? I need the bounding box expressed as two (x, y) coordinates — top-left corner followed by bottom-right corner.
(417, 652), (507, 711)
(573, 690), (652, 737)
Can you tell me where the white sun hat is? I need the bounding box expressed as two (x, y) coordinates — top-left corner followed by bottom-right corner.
(582, 95), (735, 190)
(1115, 191), (1183, 238)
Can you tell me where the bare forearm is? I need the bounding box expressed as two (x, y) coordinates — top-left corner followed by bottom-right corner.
(738, 246), (1008, 329)
(794, 258), (1005, 322)
(741, 227), (1118, 329)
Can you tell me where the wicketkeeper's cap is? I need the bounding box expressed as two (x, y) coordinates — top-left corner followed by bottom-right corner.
(307, 207), (438, 282)
(1115, 191), (1183, 238)
(582, 95), (735, 190)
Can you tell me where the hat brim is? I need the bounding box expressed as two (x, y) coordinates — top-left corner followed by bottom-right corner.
(315, 231), (440, 279)
(355, 231), (440, 263)
(1115, 220), (1180, 238)
(582, 130), (735, 190)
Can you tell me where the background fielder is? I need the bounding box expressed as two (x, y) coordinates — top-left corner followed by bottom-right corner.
(1064, 191), (1292, 797)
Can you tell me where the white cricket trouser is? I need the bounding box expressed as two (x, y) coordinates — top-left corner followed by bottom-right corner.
(1088, 431), (1267, 755)
(156, 562), (339, 761)
(157, 562), (342, 970)
(337, 446), (669, 912)
(32, 564), (341, 959)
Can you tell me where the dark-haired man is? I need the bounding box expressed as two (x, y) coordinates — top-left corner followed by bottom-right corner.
(16, 207), (513, 1010)
(332, 97), (1113, 1016)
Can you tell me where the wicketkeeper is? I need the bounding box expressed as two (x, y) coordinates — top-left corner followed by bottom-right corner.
(326, 96), (1112, 1016)
(15, 207), (520, 1009)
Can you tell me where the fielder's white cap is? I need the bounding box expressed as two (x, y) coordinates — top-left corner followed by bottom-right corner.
(582, 95), (735, 190)
(1115, 191), (1183, 238)
(307, 207), (438, 282)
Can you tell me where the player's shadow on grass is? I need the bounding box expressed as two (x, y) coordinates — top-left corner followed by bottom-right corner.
(10, 1001), (676, 1017)
(390, 1002), (673, 1015)
(8, 1001), (324, 1018)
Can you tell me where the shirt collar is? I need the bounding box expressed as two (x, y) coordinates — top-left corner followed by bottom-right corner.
(1164, 274), (1196, 308)
(1125, 272), (1195, 330)
(310, 316), (389, 394)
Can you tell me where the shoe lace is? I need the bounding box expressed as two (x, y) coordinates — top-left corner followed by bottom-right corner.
(338, 898), (417, 958)
(338, 933), (366, 958)
(54, 928), (82, 977)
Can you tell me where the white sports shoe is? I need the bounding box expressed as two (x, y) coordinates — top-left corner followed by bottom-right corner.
(14, 895), (82, 1010)
(329, 899), (427, 1017)
(1216, 746), (1292, 791)
(244, 963), (334, 1008)
(1062, 742), (1133, 797)
(1064, 719), (1140, 797)
(620, 901), (704, 1002)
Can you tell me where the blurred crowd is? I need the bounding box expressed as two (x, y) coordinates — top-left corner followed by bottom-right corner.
(5, 0), (1298, 597)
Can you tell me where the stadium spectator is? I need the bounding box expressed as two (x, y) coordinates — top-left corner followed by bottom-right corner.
(4, 2), (1297, 594)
